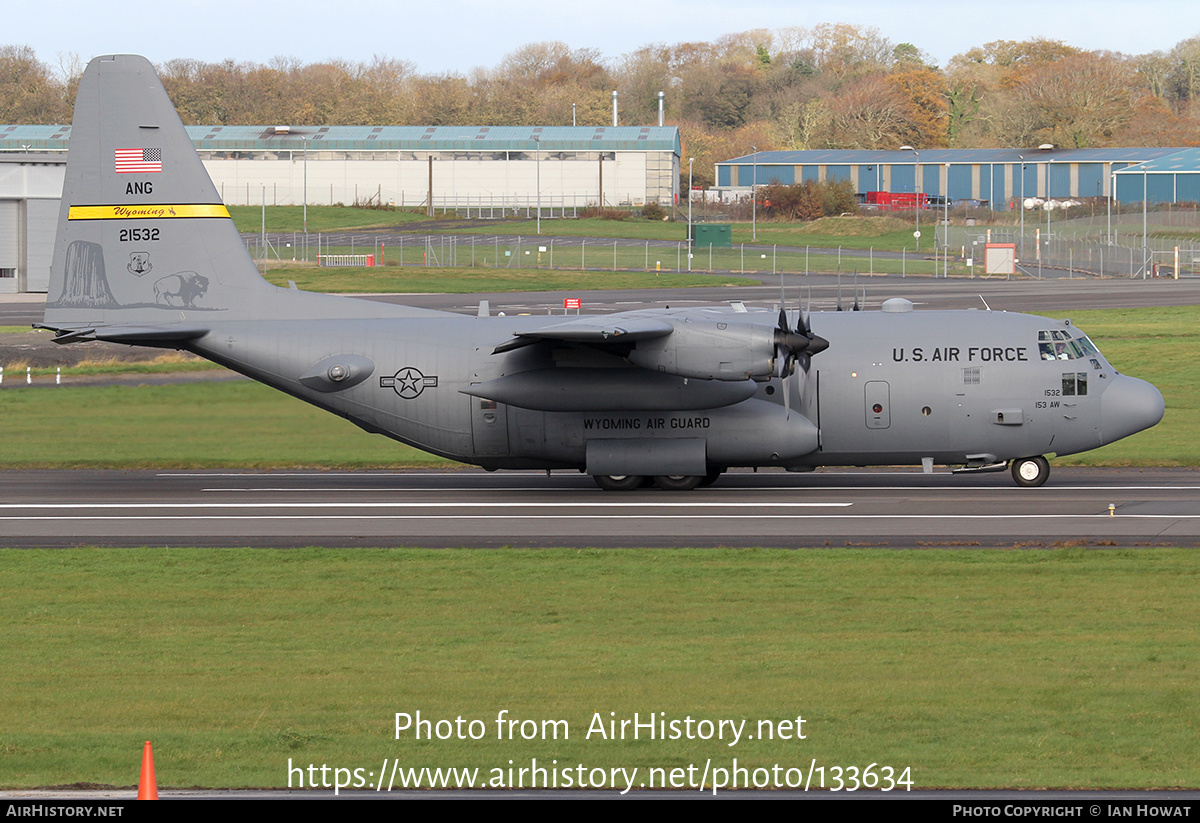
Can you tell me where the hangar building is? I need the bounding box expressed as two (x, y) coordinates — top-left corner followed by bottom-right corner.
(0, 124), (680, 293)
(0, 153), (64, 293)
(715, 147), (1200, 206)
(2, 124), (680, 209)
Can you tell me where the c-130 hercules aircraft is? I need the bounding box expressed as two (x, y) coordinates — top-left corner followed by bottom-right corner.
(39, 55), (1165, 491)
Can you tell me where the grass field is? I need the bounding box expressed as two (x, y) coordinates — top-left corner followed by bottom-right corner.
(1, 547), (1197, 790)
(260, 265), (756, 294)
(232, 205), (960, 256)
(1, 381), (438, 468)
(1045, 307), (1198, 466)
(273, 243), (952, 277)
(228, 205), (434, 233)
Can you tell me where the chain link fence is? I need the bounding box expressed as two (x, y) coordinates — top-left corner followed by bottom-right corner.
(938, 205), (1200, 278)
(243, 202), (1200, 279)
(242, 232), (955, 277)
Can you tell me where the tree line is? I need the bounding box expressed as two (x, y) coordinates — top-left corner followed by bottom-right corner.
(4, 27), (1200, 187)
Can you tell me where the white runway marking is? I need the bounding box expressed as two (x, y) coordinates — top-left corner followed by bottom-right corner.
(197, 485), (1200, 493)
(0, 501), (852, 510)
(4, 513), (1199, 522)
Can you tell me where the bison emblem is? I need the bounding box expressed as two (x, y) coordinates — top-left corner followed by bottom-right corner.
(154, 271), (209, 307)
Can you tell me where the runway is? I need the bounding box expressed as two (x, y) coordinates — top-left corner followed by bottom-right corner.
(3, 467), (1198, 549)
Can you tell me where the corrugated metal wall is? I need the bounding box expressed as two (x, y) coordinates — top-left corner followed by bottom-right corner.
(0, 201), (17, 278)
(24, 199), (58, 292)
(204, 152), (666, 208)
(715, 152), (1199, 207)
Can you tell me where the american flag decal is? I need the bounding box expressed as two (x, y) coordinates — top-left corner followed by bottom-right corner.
(115, 148), (162, 173)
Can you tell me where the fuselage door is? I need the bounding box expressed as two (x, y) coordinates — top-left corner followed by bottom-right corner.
(470, 393), (510, 456)
(865, 381), (890, 429)
(469, 344), (510, 457)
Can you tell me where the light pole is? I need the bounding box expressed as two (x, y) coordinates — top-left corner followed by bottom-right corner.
(750, 146), (757, 241)
(1107, 166), (1115, 244)
(687, 157), (694, 272)
(1143, 166), (1149, 277)
(944, 163), (950, 277)
(1018, 154), (1025, 262)
(900, 146), (919, 252)
(1046, 159), (1054, 254)
(534, 136), (541, 235)
(301, 136), (308, 261)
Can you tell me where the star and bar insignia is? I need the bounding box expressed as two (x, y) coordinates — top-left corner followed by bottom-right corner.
(380, 367), (438, 399)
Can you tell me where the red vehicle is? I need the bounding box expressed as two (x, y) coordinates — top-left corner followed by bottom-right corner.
(864, 191), (928, 210)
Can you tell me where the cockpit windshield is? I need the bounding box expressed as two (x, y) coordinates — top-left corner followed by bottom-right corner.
(1038, 329), (1101, 363)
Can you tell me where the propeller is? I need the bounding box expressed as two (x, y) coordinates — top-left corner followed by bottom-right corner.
(772, 304), (829, 418)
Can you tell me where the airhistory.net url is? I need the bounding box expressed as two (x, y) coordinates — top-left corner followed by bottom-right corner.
(287, 757), (914, 794)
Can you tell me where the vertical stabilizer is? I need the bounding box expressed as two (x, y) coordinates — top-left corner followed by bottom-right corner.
(44, 54), (273, 329)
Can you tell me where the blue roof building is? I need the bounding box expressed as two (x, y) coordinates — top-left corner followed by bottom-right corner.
(715, 147), (1199, 206)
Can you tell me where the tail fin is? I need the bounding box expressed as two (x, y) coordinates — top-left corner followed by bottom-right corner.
(43, 54), (273, 332)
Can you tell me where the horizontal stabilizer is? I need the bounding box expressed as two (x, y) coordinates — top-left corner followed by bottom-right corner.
(36, 323), (209, 345)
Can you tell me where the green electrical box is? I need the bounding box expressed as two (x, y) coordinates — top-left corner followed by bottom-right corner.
(689, 224), (732, 248)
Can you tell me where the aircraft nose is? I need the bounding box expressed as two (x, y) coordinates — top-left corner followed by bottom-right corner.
(1100, 374), (1164, 445)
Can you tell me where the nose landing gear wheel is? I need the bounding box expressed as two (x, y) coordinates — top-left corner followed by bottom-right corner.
(593, 475), (643, 491)
(1010, 456), (1050, 487)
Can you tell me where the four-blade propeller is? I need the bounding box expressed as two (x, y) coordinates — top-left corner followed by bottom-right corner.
(773, 307), (829, 417)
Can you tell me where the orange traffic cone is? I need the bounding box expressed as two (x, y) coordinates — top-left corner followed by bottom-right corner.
(137, 740), (158, 800)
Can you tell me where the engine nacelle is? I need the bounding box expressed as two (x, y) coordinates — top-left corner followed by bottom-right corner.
(627, 318), (777, 380)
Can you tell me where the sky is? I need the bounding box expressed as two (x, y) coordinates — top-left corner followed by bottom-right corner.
(8, 0), (1200, 76)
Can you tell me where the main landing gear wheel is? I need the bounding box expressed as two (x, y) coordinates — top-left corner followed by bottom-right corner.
(593, 474), (643, 491)
(698, 469), (724, 487)
(1010, 456), (1050, 488)
(653, 475), (703, 491)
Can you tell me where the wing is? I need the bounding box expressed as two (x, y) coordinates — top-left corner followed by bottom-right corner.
(492, 315), (674, 354)
(493, 306), (826, 381)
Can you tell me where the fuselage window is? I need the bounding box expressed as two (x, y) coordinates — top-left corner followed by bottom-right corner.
(1062, 372), (1088, 396)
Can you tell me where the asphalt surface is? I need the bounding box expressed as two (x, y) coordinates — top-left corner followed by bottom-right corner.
(368, 271), (1200, 315)
(6, 270), (1199, 328)
(3, 467), (1197, 548)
